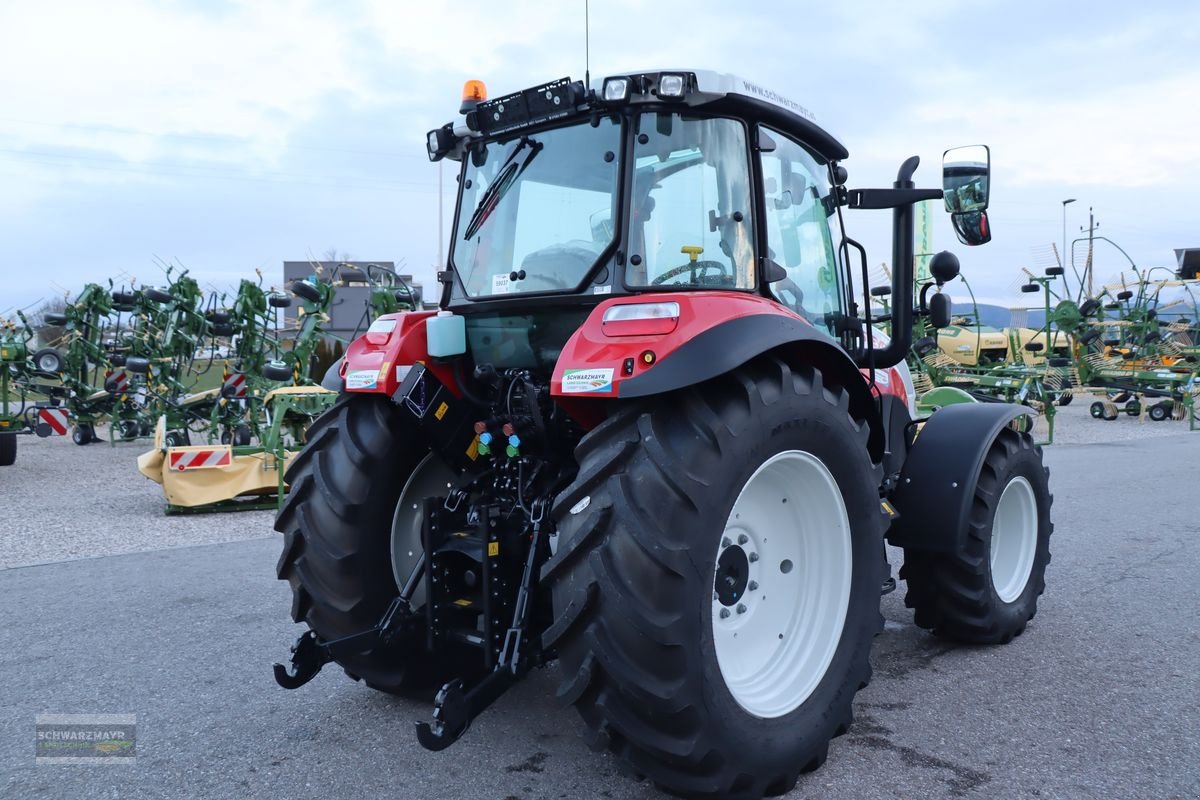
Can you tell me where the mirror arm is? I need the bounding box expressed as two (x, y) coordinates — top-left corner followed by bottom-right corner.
(847, 187), (943, 210)
(862, 159), (927, 370)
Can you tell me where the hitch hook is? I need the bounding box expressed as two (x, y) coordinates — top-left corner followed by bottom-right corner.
(272, 630), (329, 689)
(415, 679), (471, 751)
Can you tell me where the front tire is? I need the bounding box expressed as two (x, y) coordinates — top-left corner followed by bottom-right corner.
(900, 428), (1052, 644)
(543, 358), (882, 799)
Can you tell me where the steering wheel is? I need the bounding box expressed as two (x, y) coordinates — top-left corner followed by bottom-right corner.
(651, 259), (733, 286)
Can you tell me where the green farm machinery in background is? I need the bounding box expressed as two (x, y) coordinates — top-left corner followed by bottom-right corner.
(8, 261), (416, 472)
(0, 311), (73, 464)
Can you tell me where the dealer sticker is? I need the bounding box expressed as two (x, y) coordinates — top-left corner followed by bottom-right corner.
(491, 273), (512, 294)
(561, 368), (615, 394)
(346, 369), (378, 390)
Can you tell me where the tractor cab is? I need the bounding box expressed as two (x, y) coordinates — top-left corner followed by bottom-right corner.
(425, 69), (989, 383)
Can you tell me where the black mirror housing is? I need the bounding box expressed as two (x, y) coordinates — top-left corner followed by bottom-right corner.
(929, 293), (953, 329)
(929, 251), (961, 285)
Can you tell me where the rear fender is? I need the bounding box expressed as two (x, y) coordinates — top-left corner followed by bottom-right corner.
(339, 311), (457, 397)
(551, 293), (883, 459)
(886, 402), (1032, 552)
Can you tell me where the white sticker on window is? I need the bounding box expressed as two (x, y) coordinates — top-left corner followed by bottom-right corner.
(491, 273), (512, 294)
(346, 369), (378, 390)
(593, 285), (612, 295)
(561, 368), (615, 394)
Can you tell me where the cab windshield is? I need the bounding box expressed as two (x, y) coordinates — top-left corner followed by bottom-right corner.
(452, 117), (621, 298)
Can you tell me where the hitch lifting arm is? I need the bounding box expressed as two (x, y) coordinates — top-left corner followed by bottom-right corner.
(272, 571), (423, 689)
(415, 500), (551, 751)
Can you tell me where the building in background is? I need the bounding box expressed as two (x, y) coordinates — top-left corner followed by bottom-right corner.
(1175, 248), (1199, 281)
(280, 261), (425, 341)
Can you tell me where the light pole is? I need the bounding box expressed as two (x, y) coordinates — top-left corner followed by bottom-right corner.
(1061, 198), (1076, 271)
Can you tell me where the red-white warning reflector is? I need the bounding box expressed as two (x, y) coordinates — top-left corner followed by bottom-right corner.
(107, 370), (130, 394)
(37, 407), (70, 436)
(222, 372), (247, 398)
(168, 445), (233, 471)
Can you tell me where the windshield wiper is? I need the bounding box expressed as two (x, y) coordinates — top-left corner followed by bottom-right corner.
(462, 137), (542, 241)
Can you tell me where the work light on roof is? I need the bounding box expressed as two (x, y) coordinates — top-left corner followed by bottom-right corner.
(658, 73), (686, 98)
(426, 125), (453, 162)
(602, 76), (631, 103)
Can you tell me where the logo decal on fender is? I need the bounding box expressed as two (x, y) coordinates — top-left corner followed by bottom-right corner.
(562, 368), (614, 394)
(345, 369), (378, 390)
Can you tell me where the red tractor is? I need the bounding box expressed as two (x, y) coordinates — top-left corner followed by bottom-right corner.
(273, 70), (1052, 799)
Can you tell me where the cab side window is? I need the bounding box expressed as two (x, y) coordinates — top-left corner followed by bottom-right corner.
(758, 129), (842, 337)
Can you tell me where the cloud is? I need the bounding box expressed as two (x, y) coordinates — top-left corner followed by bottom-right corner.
(0, 1), (369, 164)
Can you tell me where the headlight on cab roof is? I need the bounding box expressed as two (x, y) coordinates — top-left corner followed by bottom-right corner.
(658, 73), (686, 98)
(602, 76), (631, 103)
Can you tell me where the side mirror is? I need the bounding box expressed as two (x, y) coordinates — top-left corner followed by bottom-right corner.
(943, 144), (990, 213)
(929, 293), (953, 329)
(951, 210), (992, 246)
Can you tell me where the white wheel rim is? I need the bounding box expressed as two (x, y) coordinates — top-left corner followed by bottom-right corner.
(390, 453), (456, 604)
(712, 450), (852, 719)
(989, 476), (1038, 603)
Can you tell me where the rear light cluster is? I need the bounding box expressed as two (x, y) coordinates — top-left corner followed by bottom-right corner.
(601, 302), (680, 336)
(365, 317), (397, 345)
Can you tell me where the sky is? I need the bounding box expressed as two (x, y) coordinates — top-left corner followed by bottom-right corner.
(1, 0), (1197, 315)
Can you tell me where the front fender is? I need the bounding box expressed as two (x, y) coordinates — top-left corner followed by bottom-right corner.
(887, 402), (1032, 552)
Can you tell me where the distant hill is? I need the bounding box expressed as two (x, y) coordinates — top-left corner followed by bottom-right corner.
(951, 303), (1016, 328)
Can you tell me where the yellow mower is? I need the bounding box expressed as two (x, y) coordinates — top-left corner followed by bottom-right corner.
(138, 385), (335, 513)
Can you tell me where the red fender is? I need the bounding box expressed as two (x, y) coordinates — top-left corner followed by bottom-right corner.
(340, 311), (459, 398)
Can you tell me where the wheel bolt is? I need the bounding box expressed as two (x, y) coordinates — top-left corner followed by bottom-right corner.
(719, 608), (731, 619)
(748, 552), (759, 563)
(737, 534), (748, 545)
(721, 536), (732, 549)
(748, 580), (758, 591)
(736, 603), (747, 614)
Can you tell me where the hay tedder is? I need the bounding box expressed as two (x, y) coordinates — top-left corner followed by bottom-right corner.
(0, 311), (73, 465)
(271, 71), (1054, 798)
(136, 270), (338, 513)
(894, 266), (1071, 443)
(1044, 266), (1199, 425)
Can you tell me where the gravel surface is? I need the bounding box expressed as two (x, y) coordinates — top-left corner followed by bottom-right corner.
(0, 412), (1197, 799)
(1044, 394), (1195, 445)
(0, 425), (274, 569)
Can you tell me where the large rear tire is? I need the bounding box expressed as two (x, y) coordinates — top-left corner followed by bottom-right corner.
(0, 433), (16, 466)
(543, 358), (882, 799)
(275, 394), (439, 694)
(900, 428), (1052, 644)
